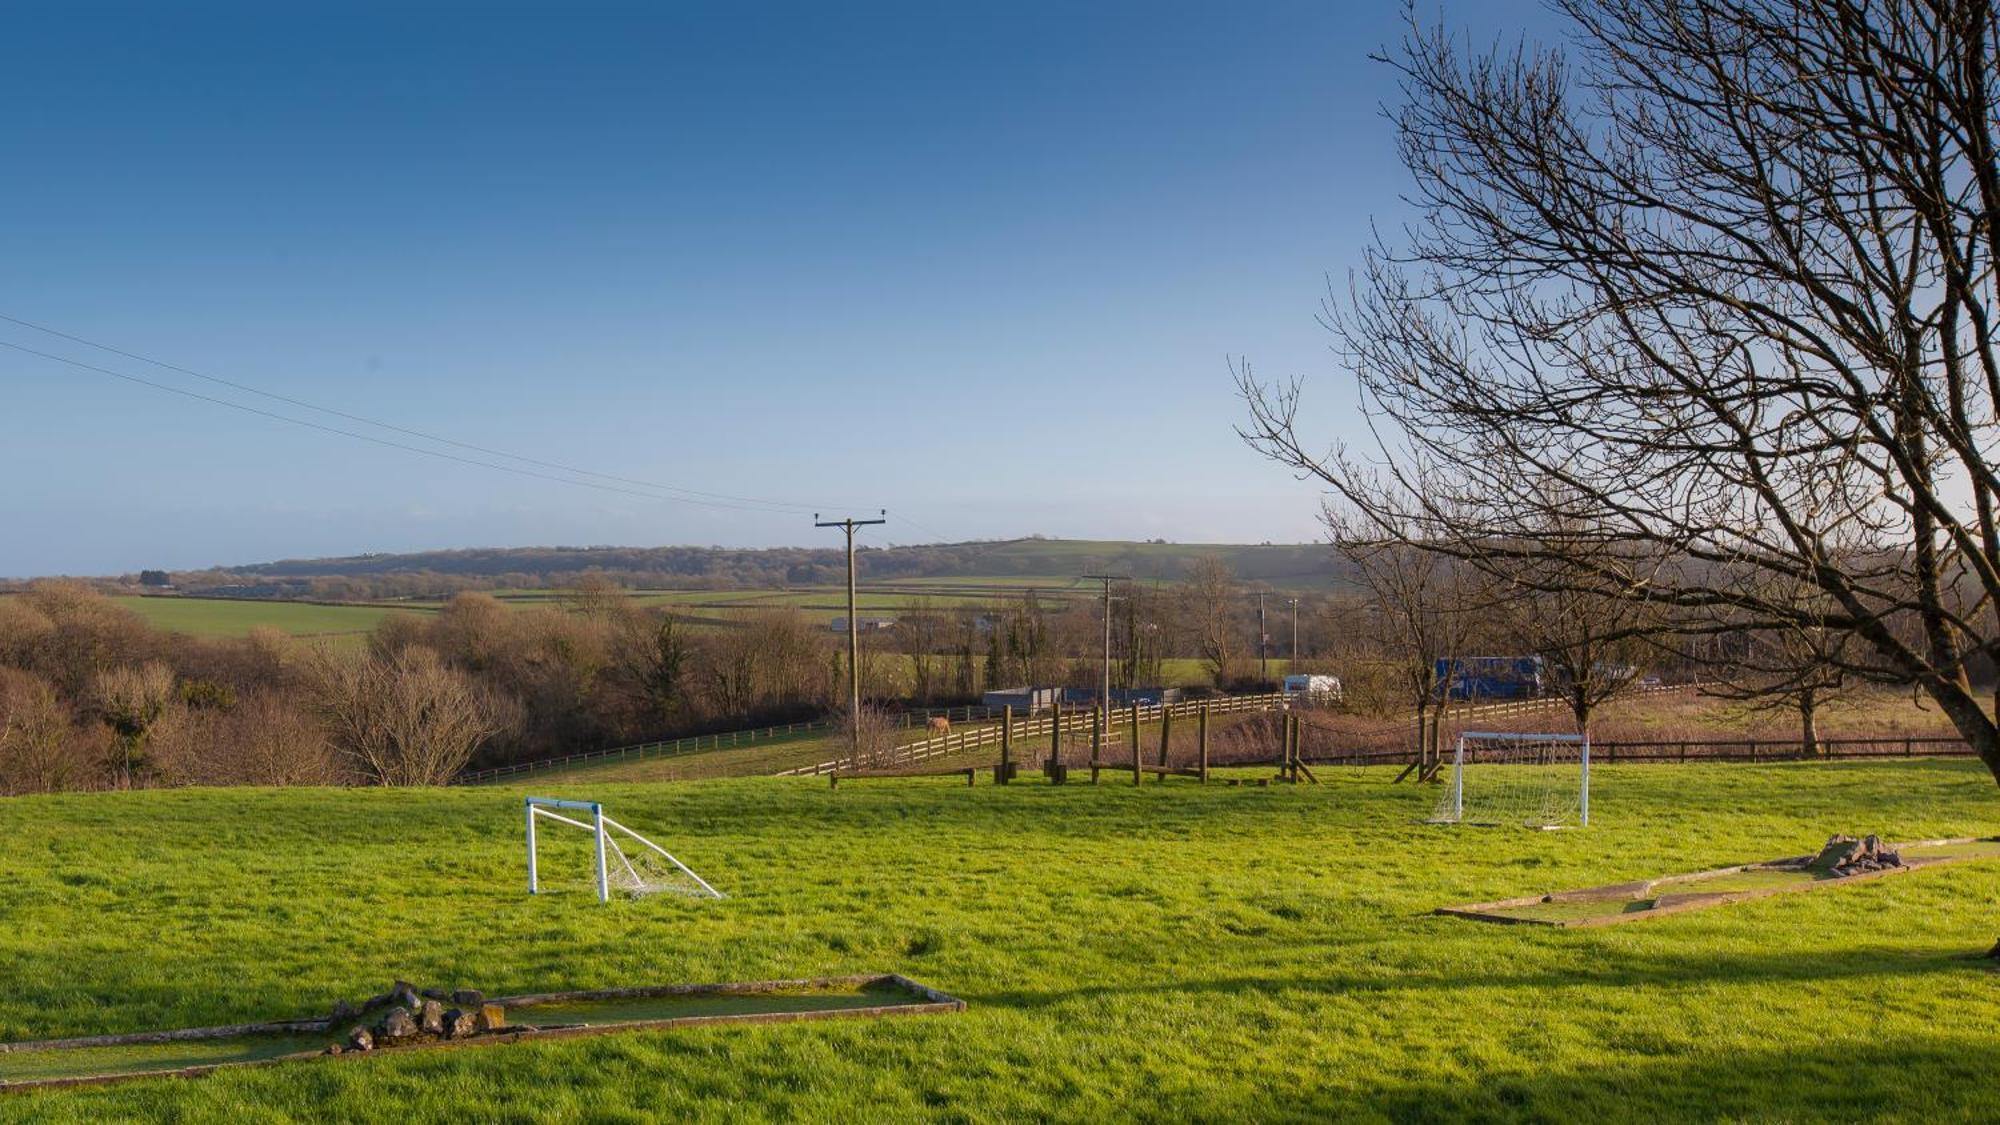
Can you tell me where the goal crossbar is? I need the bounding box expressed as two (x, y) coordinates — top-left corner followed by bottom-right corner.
(525, 796), (724, 902)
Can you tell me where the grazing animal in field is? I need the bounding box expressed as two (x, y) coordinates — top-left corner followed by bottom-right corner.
(927, 717), (952, 735)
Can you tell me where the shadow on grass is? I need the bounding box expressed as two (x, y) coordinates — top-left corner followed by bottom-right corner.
(972, 942), (1996, 1013)
(1161, 1035), (2000, 1121)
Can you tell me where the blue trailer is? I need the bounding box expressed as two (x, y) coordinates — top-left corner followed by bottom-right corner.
(1435, 656), (1544, 701)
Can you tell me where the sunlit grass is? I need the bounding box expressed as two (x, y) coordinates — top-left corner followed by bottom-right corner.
(2, 760), (1998, 1120)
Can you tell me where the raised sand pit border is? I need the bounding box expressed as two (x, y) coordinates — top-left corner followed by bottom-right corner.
(1438, 837), (2000, 928)
(0, 974), (963, 1093)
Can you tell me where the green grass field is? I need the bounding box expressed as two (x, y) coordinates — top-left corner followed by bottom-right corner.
(3, 760), (1999, 1120)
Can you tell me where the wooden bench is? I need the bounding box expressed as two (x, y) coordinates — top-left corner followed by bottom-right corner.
(830, 766), (978, 788)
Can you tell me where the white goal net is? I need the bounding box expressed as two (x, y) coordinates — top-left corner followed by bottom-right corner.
(1428, 732), (1590, 829)
(525, 797), (724, 902)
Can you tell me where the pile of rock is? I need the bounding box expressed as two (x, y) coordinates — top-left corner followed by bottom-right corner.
(1805, 834), (1903, 877)
(323, 981), (507, 1055)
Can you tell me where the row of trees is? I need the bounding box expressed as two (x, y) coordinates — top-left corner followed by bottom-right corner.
(0, 558), (1367, 794)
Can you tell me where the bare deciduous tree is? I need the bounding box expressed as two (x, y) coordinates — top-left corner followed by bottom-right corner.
(840, 704), (903, 770)
(1181, 558), (1245, 687)
(1240, 0), (2000, 782)
(0, 669), (93, 795)
(311, 646), (507, 785)
(93, 662), (176, 788)
(1695, 577), (1858, 755)
(1340, 540), (1480, 774)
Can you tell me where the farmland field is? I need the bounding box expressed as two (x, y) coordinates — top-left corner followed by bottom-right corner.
(88, 591), (1245, 688)
(107, 596), (429, 641)
(3, 760), (1999, 1120)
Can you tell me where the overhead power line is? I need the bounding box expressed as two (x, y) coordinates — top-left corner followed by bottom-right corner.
(0, 311), (850, 515)
(0, 338), (817, 514)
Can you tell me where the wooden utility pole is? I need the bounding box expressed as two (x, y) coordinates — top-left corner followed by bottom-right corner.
(816, 511), (886, 760)
(1082, 574), (1131, 737)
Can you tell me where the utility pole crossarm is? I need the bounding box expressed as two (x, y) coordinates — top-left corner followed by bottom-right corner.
(817, 511), (887, 761)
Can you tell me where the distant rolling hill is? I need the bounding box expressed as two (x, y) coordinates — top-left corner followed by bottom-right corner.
(222, 538), (1353, 591)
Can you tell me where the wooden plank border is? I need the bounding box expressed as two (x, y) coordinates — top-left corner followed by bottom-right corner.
(0, 974), (963, 1093)
(1437, 837), (2000, 928)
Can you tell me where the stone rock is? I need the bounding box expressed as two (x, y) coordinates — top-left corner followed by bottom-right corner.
(329, 999), (358, 1023)
(418, 998), (445, 1036)
(475, 1003), (507, 1033)
(451, 989), (485, 1008)
(1806, 833), (1903, 877)
(420, 988), (448, 1002)
(377, 1006), (419, 1044)
(347, 1025), (375, 1052)
(361, 992), (392, 1012)
(443, 1009), (478, 1039)
(390, 981), (421, 1011)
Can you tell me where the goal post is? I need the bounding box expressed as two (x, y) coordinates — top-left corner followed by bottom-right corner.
(524, 796), (724, 902)
(1431, 732), (1591, 829)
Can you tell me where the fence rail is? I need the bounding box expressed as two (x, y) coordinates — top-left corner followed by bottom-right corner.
(1291, 734), (1973, 769)
(457, 682), (1667, 786)
(785, 690), (1577, 778)
(780, 693), (1293, 778)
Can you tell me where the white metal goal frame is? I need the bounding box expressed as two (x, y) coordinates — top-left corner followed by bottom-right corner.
(1434, 731), (1591, 828)
(524, 796), (724, 902)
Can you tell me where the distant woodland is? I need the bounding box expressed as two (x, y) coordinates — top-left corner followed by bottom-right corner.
(104, 538), (1349, 600)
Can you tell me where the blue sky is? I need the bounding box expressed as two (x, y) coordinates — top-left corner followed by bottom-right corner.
(0, 0), (1554, 576)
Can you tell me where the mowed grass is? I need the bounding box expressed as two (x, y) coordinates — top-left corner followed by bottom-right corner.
(108, 597), (427, 641)
(4, 762), (2000, 1121)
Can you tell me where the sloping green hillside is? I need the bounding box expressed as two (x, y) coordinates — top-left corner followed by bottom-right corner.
(3, 761), (1999, 1120)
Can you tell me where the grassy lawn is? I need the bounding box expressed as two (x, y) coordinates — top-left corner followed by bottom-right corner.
(108, 597), (426, 640)
(3, 760), (1999, 1120)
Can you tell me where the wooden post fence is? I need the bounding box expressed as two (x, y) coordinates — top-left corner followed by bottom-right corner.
(998, 705), (1013, 784)
(1198, 705), (1209, 782)
(1130, 702), (1143, 785)
(1091, 708), (1104, 784)
(1047, 698), (1066, 784)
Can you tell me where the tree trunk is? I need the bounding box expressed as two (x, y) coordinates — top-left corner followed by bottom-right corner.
(1799, 693), (1820, 758)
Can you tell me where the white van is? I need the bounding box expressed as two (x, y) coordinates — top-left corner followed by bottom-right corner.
(1282, 673), (1342, 702)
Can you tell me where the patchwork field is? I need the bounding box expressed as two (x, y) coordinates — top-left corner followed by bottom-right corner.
(106, 596), (429, 641)
(3, 760), (1999, 1120)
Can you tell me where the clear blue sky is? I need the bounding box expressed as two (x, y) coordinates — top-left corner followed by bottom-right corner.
(0, 0), (1554, 576)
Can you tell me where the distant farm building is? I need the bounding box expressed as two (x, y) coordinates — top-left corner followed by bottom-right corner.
(1061, 686), (1184, 708)
(982, 687), (1063, 712)
(829, 616), (897, 634)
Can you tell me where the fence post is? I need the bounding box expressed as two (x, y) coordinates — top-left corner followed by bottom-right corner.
(1090, 708), (1104, 784)
(998, 705), (1013, 784)
(1199, 705), (1209, 782)
(1160, 707), (1173, 768)
(1047, 698), (1066, 784)
(1130, 701), (1142, 785)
